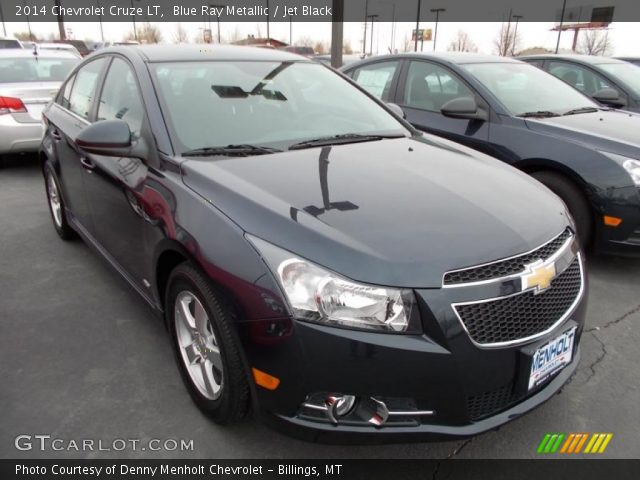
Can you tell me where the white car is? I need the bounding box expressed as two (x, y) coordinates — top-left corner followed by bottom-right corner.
(36, 42), (82, 58)
(0, 37), (23, 49)
(0, 49), (78, 166)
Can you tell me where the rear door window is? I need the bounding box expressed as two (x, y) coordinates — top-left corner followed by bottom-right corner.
(350, 61), (400, 100)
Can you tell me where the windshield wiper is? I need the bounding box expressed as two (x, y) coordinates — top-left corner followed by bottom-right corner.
(182, 144), (282, 157)
(289, 133), (404, 151)
(517, 110), (560, 118)
(562, 106), (600, 116)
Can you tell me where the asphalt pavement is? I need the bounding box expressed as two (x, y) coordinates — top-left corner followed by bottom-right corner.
(1, 155), (639, 460)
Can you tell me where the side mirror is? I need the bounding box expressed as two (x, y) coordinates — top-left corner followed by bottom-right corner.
(76, 119), (147, 159)
(441, 97), (488, 121)
(386, 102), (407, 119)
(592, 88), (626, 107)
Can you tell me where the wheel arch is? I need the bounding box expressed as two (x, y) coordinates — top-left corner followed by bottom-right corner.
(153, 240), (247, 327)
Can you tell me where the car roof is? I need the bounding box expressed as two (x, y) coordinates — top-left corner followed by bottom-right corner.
(343, 52), (523, 70)
(101, 44), (308, 63)
(0, 49), (78, 59)
(519, 54), (627, 65)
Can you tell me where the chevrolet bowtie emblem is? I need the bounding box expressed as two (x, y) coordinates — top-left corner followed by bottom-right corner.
(522, 260), (557, 294)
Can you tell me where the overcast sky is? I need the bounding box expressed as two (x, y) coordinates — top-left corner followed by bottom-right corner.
(3, 21), (639, 56)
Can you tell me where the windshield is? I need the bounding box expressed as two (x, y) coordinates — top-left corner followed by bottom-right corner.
(0, 57), (77, 83)
(150, 61), (408, 153)
(598, 63), (640, 98)
(463, 62), (597, 116)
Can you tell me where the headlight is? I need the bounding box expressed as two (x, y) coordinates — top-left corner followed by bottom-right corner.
(247, 235), (418, 333)
(600, 151), (640, 186)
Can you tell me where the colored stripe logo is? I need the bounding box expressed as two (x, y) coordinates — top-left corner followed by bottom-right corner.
(537, 433), (613, 454)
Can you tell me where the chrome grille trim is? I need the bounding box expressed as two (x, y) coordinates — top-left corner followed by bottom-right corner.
(451, 252), (585, 349)
(442, 228), (572, 288)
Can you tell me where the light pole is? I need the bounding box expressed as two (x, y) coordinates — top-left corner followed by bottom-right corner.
(289, 14), (292, 45)
(266, 0), (270, 43)
(511, 14), (523, 55)
(0, 1), (6, 37)
(130, 0), (138, 41)
(22, 0), (33, 40)
(367, 14), (378, 56)
(414, 0), (422, 52)
(430, 8), (445, 51)
(210, 4), (223, 43)
(555, 0), (567, 53)
(362, 0), (368, 55)
(96, 0), (105, 42)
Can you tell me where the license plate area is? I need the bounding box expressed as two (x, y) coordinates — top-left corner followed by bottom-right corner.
(516, 322), (577, 393)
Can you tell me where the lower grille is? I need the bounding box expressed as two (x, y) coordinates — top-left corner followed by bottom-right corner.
(466, 384), (521, 421)
(454, 258), (582, 346)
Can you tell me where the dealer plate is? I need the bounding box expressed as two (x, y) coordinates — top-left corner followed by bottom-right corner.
(528, 326), (576, 391)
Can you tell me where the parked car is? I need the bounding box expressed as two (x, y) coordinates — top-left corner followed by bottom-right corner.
(0, 49), (78, 167)
(54, 39), (92, 57)
(0, 37), (23, 49)
(615, 57), (640, 67)
(41, 45), (586, 442)
(281, 45), (315, 57)
(342, 53), (640, 256)
(314, 53), (367, 68)
(37, 42), (82, 58)
(520, 54), (640, 112)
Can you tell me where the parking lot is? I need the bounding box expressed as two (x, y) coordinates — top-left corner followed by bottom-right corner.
(1, 155), (639, 460)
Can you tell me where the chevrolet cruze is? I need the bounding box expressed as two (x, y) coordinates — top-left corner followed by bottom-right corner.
(40, 46), (586, 442)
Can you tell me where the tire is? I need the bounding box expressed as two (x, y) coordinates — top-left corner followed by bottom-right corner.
(166, 263), (250, 424)
(43, 162), (76, 240)
(531, 171), (593, 248)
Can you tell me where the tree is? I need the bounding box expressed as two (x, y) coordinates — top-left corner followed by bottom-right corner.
(343, 41), (353, 54)
(297, 36), (314, 47)
(448, 30), (478, 53)
(139, 23), (162, 44)
(314, 41), (329, 55)
(577, 29), (613, 56)
(173, 24), (189, 44)
(14, 32), (38, 42)
(494, 22), (521, 56)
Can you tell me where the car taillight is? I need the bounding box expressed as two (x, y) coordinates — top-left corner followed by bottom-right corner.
(0, 96), (27, 115)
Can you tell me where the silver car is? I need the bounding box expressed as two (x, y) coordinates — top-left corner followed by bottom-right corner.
(0, 49), (78, 165)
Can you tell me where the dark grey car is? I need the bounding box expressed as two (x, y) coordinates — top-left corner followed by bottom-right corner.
(520, 54), (640, 112)
(342, 53), (640, 255)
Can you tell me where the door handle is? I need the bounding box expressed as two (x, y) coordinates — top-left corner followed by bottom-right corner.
(51, 129), (62, 141)
(80, 156), (95, 172)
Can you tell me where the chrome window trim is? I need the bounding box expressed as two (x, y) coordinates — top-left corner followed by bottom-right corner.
(451, 252), (585, 349)
(442, 228), (572, 289)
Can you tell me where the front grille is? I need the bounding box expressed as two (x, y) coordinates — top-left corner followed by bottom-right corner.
(444, 229), (571, 285)
(454, 258), (582, 345)
(466, 384), (521, 421)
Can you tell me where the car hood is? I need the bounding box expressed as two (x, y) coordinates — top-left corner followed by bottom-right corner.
(181, 136), (569, 288)
(525, 110), (640, 154)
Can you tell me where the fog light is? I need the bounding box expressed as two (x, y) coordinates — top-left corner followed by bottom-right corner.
(325, 394), (357, 423)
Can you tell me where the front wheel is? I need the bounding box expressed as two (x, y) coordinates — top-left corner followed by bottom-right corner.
(531, 171), (593, 248)
(166, 263), (250, 424)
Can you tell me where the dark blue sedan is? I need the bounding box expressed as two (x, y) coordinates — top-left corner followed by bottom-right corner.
(342, 53), (640, 256)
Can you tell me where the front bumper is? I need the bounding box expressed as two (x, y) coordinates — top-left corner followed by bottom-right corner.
(595, 185), (640, 256)
(238, 274), (587, 443)
(0, 115), (44, 154)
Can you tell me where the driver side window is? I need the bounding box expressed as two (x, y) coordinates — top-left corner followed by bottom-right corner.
(97, 57), (144, 138)
(403, 61), (474, 112)
(548, 61), (612, 95)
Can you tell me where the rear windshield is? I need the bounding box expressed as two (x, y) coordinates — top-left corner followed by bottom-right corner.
(0, 57), (77, 83)
(0, 39), (22, 49)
